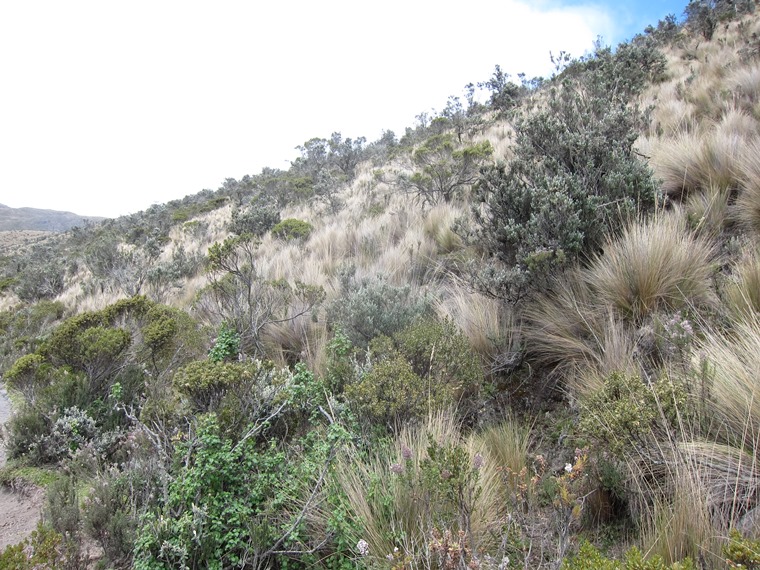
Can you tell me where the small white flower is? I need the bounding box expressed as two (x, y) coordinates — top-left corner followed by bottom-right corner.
(356, 539), (369, 556)
(564, 463), (573, 473)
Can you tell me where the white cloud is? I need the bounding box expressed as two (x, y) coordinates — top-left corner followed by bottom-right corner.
(0, 1), (614, 218)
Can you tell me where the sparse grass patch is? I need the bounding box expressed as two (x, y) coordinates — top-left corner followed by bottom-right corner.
(0, 461), (59, 489)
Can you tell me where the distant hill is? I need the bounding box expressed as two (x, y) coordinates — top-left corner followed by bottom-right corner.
(0, 203), (106, 232)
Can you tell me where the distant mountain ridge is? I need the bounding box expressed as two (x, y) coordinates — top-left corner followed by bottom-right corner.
(0, 203), (106, 232)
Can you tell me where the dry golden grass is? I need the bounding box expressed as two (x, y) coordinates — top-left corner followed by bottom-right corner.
(522, 269), (639, 395)
(723, 245), (760, 318)
(434, 278), (513, 364)
(587, 214), (718, 322)
(735, 138), (760, 234)
(694, 313), (760, 451)
(640, 472), (719, 566)
(650, 133), (706, 198)
(682, 185), (732, 238)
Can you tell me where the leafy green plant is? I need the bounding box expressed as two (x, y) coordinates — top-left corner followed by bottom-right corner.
(208, 323), (240, 363)
(562, 541), (695, 569)
(724, 529), (760, 568)
(271, 218), (313, 241)
(0, 524), (79, 570)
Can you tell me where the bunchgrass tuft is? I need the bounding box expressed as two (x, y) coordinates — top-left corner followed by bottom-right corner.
(587, 214), (718, 323)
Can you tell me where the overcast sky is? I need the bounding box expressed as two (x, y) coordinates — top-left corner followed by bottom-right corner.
(0, 0), (686, 218)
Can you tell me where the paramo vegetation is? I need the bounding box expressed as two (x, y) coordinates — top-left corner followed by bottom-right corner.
(5, 1), (760, 568)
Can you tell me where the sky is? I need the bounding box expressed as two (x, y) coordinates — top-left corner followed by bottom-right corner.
(0, 1), (687, 218)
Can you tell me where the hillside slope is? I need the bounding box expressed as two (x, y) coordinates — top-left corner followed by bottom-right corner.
(0, 203), (105, 232)
(5, 2), (760, 568)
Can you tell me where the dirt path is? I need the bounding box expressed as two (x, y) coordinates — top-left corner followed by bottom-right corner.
(0, 383), (44, 551)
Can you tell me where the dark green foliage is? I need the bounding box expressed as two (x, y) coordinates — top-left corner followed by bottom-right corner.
(271, 217), (313, 241)
(562, 541), (695, 569)
(478, 64), (522, 113)
(642, 14), (680, 45)
(327, 272), (431, 348)
(472, 43), (663, 303)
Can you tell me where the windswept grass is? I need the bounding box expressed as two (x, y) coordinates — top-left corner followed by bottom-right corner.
(588, 214), (718, 323)
(694, 313), (760, 452)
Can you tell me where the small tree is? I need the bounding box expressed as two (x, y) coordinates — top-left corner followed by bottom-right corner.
(401, 134), (493, 205)
(197, 235), (323, 357)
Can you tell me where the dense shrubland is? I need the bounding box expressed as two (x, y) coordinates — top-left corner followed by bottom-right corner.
(6, 1), (760, 568)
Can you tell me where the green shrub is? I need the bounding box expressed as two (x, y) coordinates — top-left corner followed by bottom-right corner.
(562, 541), (695, 569)
(345, 352), (431, 428)
(471, 43), (662, 303)
(271, 217), (313, 241)
(723, 529), (760, 569)
(327, 276), (430, 348)
(172, 360), (251, 412)
(401, 134), (493, 205)
(394, 317), (483, 416)
(133, 414), (301, 570)
(229, 203), (280, 237)
(82, 463), (163, 569)
(579, 372), (690, 459)
(0, 524), (76, 570)
(208, 323), (240, 363)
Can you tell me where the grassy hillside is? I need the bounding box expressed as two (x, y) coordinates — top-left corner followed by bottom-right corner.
(4, 2), (760, 568)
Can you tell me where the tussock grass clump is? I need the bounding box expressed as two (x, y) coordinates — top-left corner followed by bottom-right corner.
(694, 314), (760, 451)
(682, 185), (732, 237)
(723, 246), (760, 318)
(651, 133), (706, 198)
(736, 139), (760, 234)
(729, 65), (760, 112)
(588, 214), (717, 322)
(523, 269), (641, 395)
(434, 279), (514, 364)
(335, 411), (504, 566)
(640, 475), (718, 566)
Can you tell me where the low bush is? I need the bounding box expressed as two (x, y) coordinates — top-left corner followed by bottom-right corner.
(271, 217), (313, 241)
